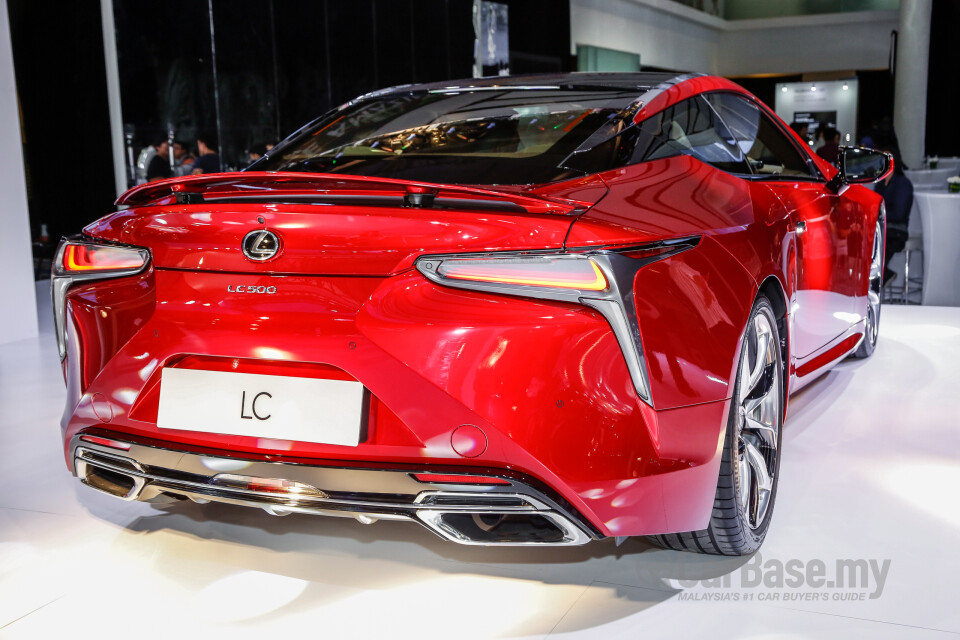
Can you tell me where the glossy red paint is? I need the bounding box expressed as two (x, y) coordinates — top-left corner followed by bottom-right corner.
(795, 333), (864, 379)
(567, 79), (881, 398)
(632, 75), (746, 126)
(61, 265), (730, 534)
(63, 270), (155, 396)
(566, 155), (757, 248)
(115, 172), (600, 213)
(58, 74), (885, 541)
(83, 203), (577, 277)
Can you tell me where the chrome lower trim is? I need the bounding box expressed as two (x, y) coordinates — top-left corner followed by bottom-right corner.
(579, 298), (650, 402)
(71, 436), (596, 546)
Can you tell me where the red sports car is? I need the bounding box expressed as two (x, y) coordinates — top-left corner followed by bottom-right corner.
(54, 73), (891, 554)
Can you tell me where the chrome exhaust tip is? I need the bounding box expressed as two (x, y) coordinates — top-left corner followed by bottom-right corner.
(416, 510), (590, 546)
(412, 491), (591, 545)
(75, 452), (145, 501)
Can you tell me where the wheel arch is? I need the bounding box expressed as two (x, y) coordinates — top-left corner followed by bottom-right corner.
(757, 274), (790, 417)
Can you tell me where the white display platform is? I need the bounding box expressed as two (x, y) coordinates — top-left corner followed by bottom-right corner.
(1, 287), (957, 638)
(904, 168), (955, 191)
(916, 192), (960, 306)
(925, 157), (960, 173)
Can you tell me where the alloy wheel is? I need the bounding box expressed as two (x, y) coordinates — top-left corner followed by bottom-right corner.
(866, 219), (883, 348)
(736, 310), (781, 530)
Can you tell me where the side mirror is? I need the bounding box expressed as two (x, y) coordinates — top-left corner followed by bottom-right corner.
(841, 147), (893, 183)
(826, 147), (893, 194)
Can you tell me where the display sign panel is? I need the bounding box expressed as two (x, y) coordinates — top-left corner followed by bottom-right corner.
(775, 80), (858, 144)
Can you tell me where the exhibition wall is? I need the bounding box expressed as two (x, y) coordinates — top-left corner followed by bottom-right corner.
(0, 0), (37, 344)
(6, 0), (117, 268)
(571, 0), (722, 74)
(570, 0), (897, 76)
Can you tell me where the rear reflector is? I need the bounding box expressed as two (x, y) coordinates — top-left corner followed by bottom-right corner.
(80, 435), (132, 451)
(212, 474), (325, 496)
(412, 473), (511, 485)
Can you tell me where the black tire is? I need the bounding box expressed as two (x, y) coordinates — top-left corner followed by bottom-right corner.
(851, 215), (884, 359)
(650, 296), (784, 555)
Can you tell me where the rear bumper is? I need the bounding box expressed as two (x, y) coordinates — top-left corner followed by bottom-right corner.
(60, 267), (732, 539)
(70, 433), (596, 546)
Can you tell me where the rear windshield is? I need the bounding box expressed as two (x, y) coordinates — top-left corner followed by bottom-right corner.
(251, 88), (640, 185)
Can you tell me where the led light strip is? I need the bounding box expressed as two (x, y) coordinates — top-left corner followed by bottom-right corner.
(437, 257), (607, 291)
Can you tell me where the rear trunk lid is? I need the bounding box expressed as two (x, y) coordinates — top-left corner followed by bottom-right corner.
(86, 172), (607, 275)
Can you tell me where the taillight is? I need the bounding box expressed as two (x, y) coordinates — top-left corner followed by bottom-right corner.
(52, 237), (151, 360)
(415, 237), (700, 406)
(61, 243), (147, 272)
(436, 256), (607, 291)
(212, 474), (325, 497)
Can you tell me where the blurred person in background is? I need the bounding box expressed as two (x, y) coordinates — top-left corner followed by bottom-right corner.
(874, 144), (913, 286)
(173, 140), (195, 176)
(192, 133), (221, 174)
(869, 116), (908, 171)
(789, 121), (809, 145)
(813, 121), (830, 151)
(145, 137), (172, 182)
(859, 116), (879, 149)
(136, 137), (161, 184)
(816, 128), (841, 165)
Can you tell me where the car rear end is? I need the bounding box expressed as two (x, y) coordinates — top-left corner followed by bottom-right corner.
(55, 77), (732, 545)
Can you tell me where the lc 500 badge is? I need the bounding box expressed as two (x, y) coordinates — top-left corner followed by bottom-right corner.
(227, 285), (277, 294)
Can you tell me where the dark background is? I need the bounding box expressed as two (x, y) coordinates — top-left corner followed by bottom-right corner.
(7, 0), (116, 252)
(924, 0), (960, 157)
(6, 0), (954, 266)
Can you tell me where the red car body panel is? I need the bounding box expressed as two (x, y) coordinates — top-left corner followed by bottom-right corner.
(57, 73), (885, 540)
(61, 263), (730, 535)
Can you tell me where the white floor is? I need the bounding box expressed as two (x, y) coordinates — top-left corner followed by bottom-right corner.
(1, 288), (958, 639)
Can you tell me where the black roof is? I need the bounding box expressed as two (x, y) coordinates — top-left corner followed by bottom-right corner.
(372, 72), (688, 97)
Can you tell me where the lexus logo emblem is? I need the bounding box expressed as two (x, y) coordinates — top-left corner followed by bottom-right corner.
(241, 230), (280, 261)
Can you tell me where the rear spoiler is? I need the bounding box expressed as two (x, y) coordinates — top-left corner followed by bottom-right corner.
(116, 172), (603, 216)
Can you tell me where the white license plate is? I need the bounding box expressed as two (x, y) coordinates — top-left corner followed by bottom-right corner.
(156, 368), (364, 446)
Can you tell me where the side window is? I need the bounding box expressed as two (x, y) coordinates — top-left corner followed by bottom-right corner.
(705, 93), (815, 178)
(629, 96), (752, 174)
